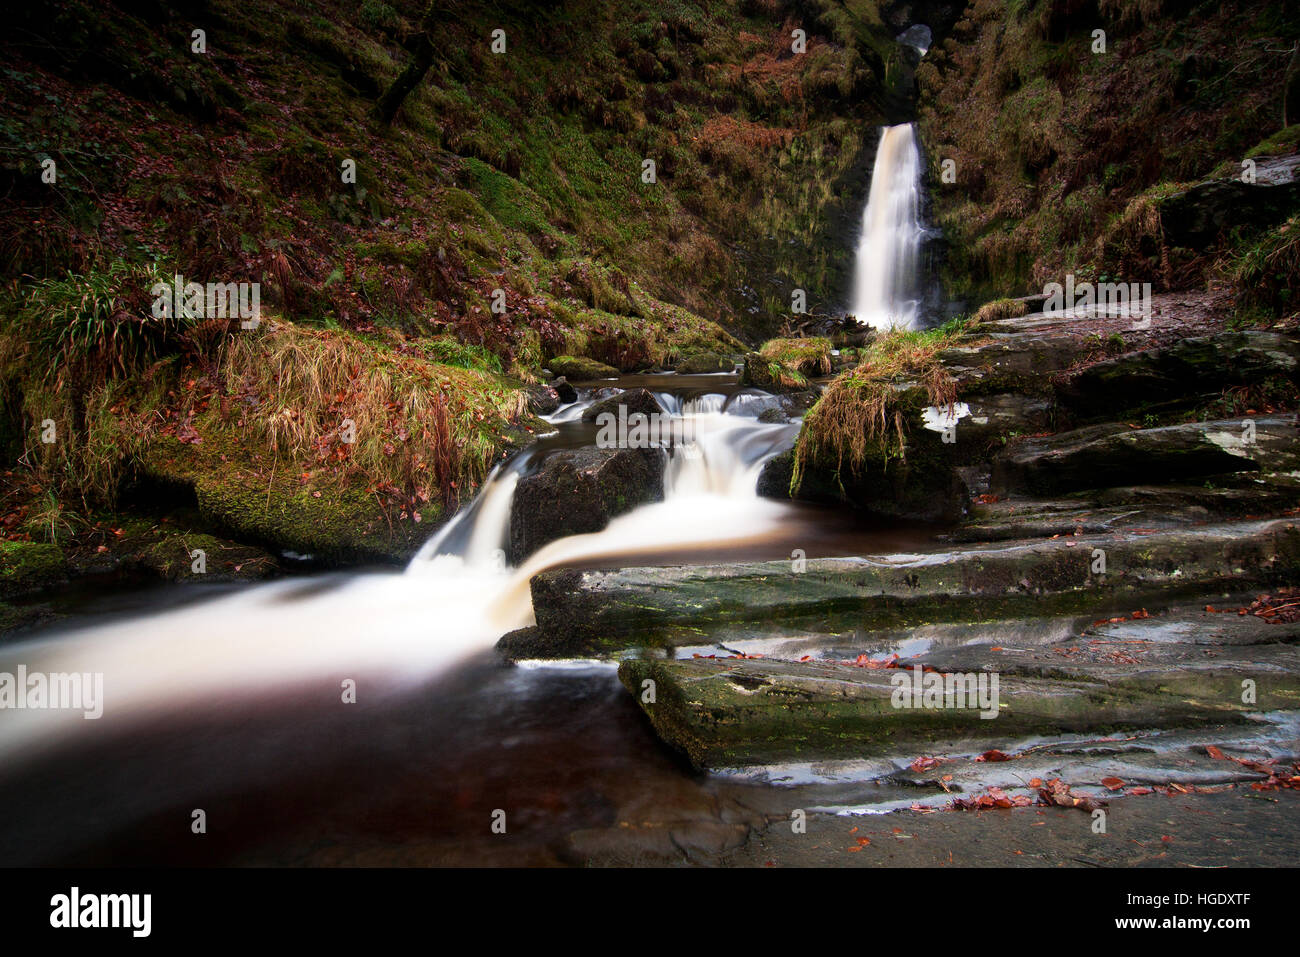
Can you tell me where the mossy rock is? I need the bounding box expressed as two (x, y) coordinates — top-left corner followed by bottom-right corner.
(194, 474), (428, 565)
(137, 442), (434, 566)
(546, 355), (620, 380)
(0, 541), (68, 599)
(133, 532), (278, 582)
(675, 351), (734, 374)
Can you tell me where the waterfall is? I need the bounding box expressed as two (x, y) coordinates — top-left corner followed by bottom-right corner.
(850, 122), (925, 331)
(0, 390), (801, 764)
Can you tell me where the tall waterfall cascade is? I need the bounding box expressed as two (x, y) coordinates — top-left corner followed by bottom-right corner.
(849, 122), (926, 331)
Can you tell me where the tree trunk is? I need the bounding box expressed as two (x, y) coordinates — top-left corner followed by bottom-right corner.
(374, 33), (435, 125)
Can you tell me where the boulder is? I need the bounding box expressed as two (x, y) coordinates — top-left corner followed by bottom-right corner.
(524, 383), (560, 416)
(507, 445), (666, 563)
(579, 388), (665, 424)
(739, 352), (822, 394)
(550, 376), (577, 403)
(992, 416), (1300, 496)
(1056, 330), (1300, 421)
(675, 352), (734, 374)
(547, 355), (619, 380)
(1159, 155), (1300, 248)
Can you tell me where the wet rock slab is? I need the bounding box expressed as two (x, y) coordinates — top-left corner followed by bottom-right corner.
(1056, 330), (1299, 420)
(510, 519), (1300, 657)
(616, 656), (1248, 770)
(953, 475), (1300, 542)
(991, 416), (1299, 495)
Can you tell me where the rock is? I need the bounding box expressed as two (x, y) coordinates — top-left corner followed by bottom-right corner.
(675, 352), (734, 374)
(130, 532), (278, 582)
(509, 518), (1300, 657)
(992, 416), (1300, 496)
(550, 376), (577, 403)
(756, 407), (789, 424)
(780, 390), (819, 416)
(0, 541), (67, 599)
(1056, 331), (1300, 421)
(755, 448), (794, 498)
(768, 384), (971, 522)
(507, 445), (666, 563)
(1159, 155), (1300, 248)
(955, 475), (1300, 542)
(579, 388), (664, 423)
(617, 656), (1242, 769)
(739, 352), (821, 394)
(547, 355), (620, 380)
(936, 330), (1084, 395)
(525, 383), (561, 416)
(139, 443), (432, 565)
(952, 392), (1054, 448)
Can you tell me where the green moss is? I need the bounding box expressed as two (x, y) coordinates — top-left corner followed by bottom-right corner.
(547, 355), (619, 380)
(0, 540), (67, 597)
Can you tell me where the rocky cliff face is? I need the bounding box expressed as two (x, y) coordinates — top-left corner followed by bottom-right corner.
(914, 0), (1299, 306)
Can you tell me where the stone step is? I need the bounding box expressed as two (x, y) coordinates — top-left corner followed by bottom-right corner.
(616, 655), (1260, 769)
(953, 476), (1300, 542)
(504, 519), (1300, 658)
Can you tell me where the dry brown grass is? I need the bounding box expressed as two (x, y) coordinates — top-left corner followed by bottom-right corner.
(973, 298), (1028, 324)
(791, 328), (961, 490)
(215, 322), (528, 507)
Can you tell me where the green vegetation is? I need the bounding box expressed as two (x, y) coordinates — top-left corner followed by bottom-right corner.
(918, 0), (1298, 302)
(791, 325), (968, 490)
(749, 337), (833, 388)
(1227, 215), (1299, 318)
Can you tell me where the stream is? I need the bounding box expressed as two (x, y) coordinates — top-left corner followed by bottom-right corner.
(0, 371), (948, 865)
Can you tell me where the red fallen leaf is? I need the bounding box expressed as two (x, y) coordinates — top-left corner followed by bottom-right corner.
(799, 655), (811, 662)
(976, 749), (1011, 762)
(846, 845), (861, 852)
(910, 756), (941, 772)
(990, 646), (1003, 651)
(849, 826), (858, 834)
(1028, 777), (1043, 787)
(1127, 787), (1154, 796)
(1161, 835), (1172, 843)
(941, 774), (954, 782)
(1131, 609), (1149, 619)
(1101, 776), (1125, 791)
(1206, 745), (1226, 760)
(856, 837), (871, 846)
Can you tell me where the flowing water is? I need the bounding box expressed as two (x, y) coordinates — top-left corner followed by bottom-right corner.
(850, 122), (926, 331)
(0, 375), (941, 864)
